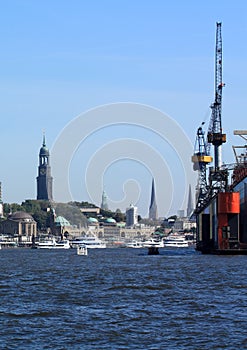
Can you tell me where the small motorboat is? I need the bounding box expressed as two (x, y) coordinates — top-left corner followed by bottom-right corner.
(126, 241), (144, 248)
(77, 244), (88, 256)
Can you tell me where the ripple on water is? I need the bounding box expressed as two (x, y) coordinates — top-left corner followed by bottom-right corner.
(0, 248), (247, 349)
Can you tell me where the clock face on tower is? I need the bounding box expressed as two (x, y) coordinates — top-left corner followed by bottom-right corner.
(40, 168), (46, 175)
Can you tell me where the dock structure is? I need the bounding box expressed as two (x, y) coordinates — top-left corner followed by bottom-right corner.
(192, 24), (247, 254)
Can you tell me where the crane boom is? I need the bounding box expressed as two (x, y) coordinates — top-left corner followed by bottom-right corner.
(192, 22), (228, 213)
(207, 22), (226, 169)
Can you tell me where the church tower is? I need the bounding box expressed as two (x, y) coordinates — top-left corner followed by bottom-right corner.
(149, 178), (158, 220)
(100, 189), (109, 211)
(36, 134), (53, 201)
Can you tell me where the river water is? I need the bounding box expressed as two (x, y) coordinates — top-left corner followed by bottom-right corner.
(0, 247), (247, 349)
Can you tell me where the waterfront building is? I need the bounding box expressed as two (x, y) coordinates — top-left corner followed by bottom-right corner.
(36, 134), (53, 201)
(80, 207), (100, 215)
(104, 217), (117, 226)
(126, 204), (138, 227)
(89, 223), (154, 246)
(52, 215), (72, 238)
(173, 218), (196, 231)
(149, 178), (158, 220)
(48, 208), (82, 238)
(88, 217), (99, 226)
(0, 211), (37, 238)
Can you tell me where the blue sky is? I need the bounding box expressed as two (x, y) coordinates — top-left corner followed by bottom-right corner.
(0, 1), (247, 217)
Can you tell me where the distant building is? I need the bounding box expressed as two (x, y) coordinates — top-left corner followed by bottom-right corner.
(149, 178), (158, 220)
(88, 217), (99, 226)
(90, 224), (155, 246)
(101, 190), (109, 211)
(126, 204), (138, 227)
(0, 211), (37, 238)
(49, 208), (82, 238)
(80, 207), (100, 215)
(36, 134), (53, 201)
(52, 215), (72, 238)
(173, 218), (196, 231)
(104, 217), (117, 226)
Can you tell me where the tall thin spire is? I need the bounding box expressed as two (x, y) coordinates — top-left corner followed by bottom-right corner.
(187, 184), (194, 218)
(149, 178), (158, 220)
(43, 130), (46, 147)
(101, 189), (109, 211)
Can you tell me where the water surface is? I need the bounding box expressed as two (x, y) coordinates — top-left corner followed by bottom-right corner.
(0, 248), (246, 349)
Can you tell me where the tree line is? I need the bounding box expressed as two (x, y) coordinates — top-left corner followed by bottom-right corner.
(2, 200), (128, 231)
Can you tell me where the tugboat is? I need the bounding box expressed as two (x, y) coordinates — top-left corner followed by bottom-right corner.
(143, 236), (164, 255)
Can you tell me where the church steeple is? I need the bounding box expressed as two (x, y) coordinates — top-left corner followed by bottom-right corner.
(101, 189), (109, 211)
(39, 131), (50, 166)
(149, 178), (158, 220)
(37, 133), (53, 201)
(187, 184), (194, 218)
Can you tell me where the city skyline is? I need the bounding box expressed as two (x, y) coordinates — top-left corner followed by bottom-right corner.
(0, 1), (247, 216)
(0, 127), (194, 219)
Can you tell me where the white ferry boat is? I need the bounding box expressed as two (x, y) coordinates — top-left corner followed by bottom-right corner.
(71, 235), (106, 249)
(143, 237), (164, 248)
(164, 234), (189, 248)
(36, 238), (71, 249)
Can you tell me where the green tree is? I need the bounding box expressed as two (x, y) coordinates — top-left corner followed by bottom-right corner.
(33, 210), (48, 230)
(113, 209), (125, 222)
(22, 199), (41, 213)
(5, 203), (23, 214)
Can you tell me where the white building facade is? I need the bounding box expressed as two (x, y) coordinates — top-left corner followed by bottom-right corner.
(126, 204), (138, 227)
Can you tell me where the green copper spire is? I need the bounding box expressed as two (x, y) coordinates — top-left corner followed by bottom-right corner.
(101, 188), (109, 211)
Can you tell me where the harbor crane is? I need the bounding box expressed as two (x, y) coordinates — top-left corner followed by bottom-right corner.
(207, 22), (226, 169)
(192, 22), (227, 211)
(192, 23), (244, 254)
(192, 124), (212, 210)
